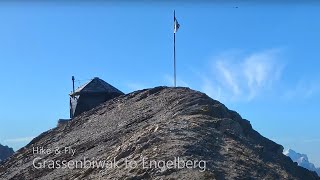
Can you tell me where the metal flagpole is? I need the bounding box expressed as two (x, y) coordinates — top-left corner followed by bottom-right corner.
(174, 10), (176, 87)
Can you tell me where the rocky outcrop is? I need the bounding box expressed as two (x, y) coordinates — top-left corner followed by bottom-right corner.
(0, 87), (319, 179)
(0, 144), (14, 163)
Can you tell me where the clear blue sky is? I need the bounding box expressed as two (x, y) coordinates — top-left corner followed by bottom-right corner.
(0, 2), (319, 166)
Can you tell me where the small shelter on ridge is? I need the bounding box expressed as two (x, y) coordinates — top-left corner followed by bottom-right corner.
(69, 77), (124, 118)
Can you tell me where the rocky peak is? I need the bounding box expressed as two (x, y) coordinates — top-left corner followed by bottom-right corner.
(0, 144), (14, 163)
(284, 149), (320, 176)
(0, 87), (319, 179)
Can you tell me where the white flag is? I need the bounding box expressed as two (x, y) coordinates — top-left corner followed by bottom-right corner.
(174, 17), (180, 33)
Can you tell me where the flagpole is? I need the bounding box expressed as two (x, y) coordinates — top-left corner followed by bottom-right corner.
(174, 10), (176, 87)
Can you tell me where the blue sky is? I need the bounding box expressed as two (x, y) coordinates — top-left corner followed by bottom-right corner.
(0, 2), (319, 166)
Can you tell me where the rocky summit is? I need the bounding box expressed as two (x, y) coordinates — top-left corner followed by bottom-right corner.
(0, 87), (319, 180)
(0, 144), (14, 163)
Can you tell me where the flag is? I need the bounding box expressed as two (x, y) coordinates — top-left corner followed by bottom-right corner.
(174, 16), (180, 33)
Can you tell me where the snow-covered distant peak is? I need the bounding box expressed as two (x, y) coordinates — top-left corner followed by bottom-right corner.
(284, 149), (320, 176)
(284, 149), (308, 162)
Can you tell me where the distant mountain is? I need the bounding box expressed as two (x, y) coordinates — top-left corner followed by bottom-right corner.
(284, 149), (320, 176)
(0, 144), (14, 162)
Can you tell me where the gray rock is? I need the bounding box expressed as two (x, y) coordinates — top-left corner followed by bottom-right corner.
(0, 87), (319, 180)
(0, 144), (14, 164)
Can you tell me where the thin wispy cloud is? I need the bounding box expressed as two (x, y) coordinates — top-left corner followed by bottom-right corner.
(272, 137), (320, 144)
(200, 49), (284, 102)
(201, 77), (223, 100)
(125, 74), (191, 92)
(164, 74), (189, 87)
(216, 61), (241, 96)
(303, 139), (320, 143)
(126, 82), (149, 92)
(4, 136), (35, 143)
(283, 80), (320, 100)
(243, 50), (283, 99)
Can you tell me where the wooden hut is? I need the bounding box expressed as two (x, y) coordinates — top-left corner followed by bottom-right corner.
(69, 77), (124, 118)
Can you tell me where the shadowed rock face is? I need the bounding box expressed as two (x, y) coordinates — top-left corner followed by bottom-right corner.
(0, 144), (14, 163)
(0, 87), (319, 180)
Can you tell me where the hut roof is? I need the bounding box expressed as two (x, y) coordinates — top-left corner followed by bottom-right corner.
(70, 77), (123, 96)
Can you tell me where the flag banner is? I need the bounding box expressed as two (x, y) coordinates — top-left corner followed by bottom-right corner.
(174, 17), (180, 33)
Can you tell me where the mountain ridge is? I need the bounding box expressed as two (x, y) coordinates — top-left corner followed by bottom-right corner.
(284, 149), (320, 176)
(0, 144), (14, 163)
(0, 87), (319, 179)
